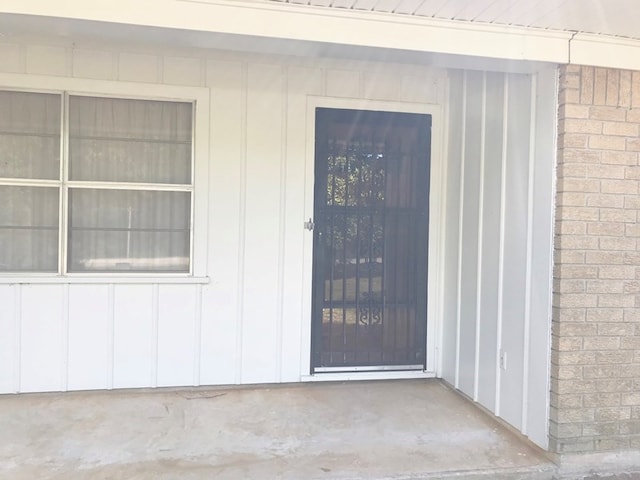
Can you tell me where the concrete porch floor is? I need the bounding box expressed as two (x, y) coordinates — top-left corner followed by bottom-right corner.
(0, 379), (557, 480)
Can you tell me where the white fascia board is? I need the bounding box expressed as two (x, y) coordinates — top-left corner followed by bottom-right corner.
(1, 0), (571, 63)
(570, 33), (640, 71)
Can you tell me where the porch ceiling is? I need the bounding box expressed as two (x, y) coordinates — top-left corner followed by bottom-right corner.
(268, 0), (640, 41)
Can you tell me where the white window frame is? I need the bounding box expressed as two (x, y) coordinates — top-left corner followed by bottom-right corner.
(0, 73), (210, 283)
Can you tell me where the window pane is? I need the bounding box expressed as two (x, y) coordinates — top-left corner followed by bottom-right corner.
(0, 91), (61, 180)
(68, 96), (192, 184)
(0, 186), (59, 272)
(68, 188), (190, 273)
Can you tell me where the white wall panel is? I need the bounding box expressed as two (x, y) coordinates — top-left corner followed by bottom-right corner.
(0, 38), (554, 452)
(498, 74), (532, 430)
(458, 70), (483, 396)
(0, 40), (449, 394)
(0, 285), (17, 393)
(72, 49), (115, 80)
(164, 56), (202, 87)
(112, 285), (154, 388)
(118, 52), (161, 83)
(363, 67), (400, 101)
(200, 59), (245, 385)
(444, 68), (555, 448)
(157, 285), (197, 387)
(20, 285), (64, 392)
(441, 70), (463, 385)
(476, 72), (504, 411)
(0, 43), (24, 73)
(325, 68), (361, 97)
(400, 70), (439, 104)
(67, 285), (110, 391)
(281, 65), (323, 381)
(240, 63), (284, 384)
(25, 45), (70, 76)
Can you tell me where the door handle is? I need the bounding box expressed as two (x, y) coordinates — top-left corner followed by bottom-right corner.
(304, 218), (314, 231)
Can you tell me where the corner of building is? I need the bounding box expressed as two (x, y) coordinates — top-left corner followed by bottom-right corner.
(551, 62), (640, 460)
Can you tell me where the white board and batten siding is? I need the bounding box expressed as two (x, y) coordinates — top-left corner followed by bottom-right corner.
(0, 283), (204, 393)
(0, 37), (556, 450)
(441, 67), (557, 448)
(0, 38), (445, 393)
(203, 60), (446, 385)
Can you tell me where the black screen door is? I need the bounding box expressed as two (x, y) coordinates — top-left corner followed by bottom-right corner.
(311, 108), (431, 372)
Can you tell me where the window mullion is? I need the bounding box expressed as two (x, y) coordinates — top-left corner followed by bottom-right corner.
(0, 178), (62, 187)
(189, 101), (196, 276)
(65, 181), (193, 192)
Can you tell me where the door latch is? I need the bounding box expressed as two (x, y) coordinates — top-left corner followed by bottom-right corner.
(304, 218), (314, 231)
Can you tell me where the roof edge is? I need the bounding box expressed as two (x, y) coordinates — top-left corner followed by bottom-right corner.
(571, 33), (640, 71)
(1, 0), (572, 63)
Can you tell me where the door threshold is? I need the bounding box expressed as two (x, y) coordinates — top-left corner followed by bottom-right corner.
(314, 364), (425, 373)
(302, 370), (436, 382)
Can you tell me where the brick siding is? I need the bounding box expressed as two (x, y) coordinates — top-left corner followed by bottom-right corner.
(552, 65), (640, 453)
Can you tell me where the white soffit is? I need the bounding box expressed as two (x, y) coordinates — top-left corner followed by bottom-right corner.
(289, 0), (640, 42)
(273, 0), (640, 69)
(1, 0), (640, 69)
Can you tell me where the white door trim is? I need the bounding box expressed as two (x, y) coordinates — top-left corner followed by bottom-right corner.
(299, 95), (445, 380)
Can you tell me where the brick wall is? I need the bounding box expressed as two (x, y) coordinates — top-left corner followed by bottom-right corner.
(552, 65), (640, 453)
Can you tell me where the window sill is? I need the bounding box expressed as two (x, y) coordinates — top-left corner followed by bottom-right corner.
(0, 276), (210, 285)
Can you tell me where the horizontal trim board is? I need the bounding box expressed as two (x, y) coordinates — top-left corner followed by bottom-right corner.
(0, 72), (209, 102)
(570, 33), (640, 71)
(0, 277), (210, 284)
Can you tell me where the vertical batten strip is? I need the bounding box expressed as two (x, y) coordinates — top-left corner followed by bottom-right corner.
(495, 73), (509, 416)
(454, 71), (468, 389)
(521, 74), (538, 433)
(13, 285), (22, 393)
(151, 284), (159, 388)
(107, 284), (115, 389)
(193, 283), (202, 386)
(275, 66), (288, 383)
(473, 72), (488, 401)
(61, 284), (70, 391)
(433, 82), (449, 375)
(235, 63), (249, 384)
(301, 93), (312, 377)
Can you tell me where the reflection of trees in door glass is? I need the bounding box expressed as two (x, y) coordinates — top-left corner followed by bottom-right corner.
(326, 147), (386, 208)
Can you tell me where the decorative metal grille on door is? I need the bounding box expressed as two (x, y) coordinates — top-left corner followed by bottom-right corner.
(311, 108), (431, 371)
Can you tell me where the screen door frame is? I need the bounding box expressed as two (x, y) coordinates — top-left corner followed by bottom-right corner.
(300, 96), (444, 379)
